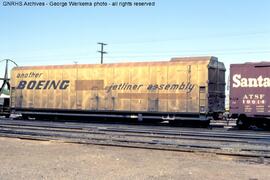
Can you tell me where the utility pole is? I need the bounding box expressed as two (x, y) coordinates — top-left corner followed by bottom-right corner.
(97, 42), (107, 64)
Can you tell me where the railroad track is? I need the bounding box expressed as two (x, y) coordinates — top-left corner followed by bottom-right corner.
(0, 118), (270, 164)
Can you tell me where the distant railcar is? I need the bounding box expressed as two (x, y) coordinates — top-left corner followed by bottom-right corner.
(0, 97), (10, 118)
(230, 62), (270, 129)
(10, 56), (225, 125)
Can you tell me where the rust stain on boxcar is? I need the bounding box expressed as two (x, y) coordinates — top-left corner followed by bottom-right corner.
(118, 93), (186, 99)
(75, 80), (104, 91)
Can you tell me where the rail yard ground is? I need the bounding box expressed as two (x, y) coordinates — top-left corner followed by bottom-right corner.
(0, 137), (269, 180)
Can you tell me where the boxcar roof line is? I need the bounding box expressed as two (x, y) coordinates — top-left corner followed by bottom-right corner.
(13, 56), (221, 70)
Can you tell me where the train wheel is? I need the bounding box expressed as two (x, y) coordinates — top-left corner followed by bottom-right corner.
(169, 120), (184, 127)
(237, 116), (250, 130)
(21, 114), (29, 120)
(266, 123), (270, 131)
(256, 120), (270, 130)
(199, 120), (210, 128)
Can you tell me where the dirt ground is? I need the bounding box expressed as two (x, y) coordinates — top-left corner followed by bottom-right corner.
(0, 137), (269, 180)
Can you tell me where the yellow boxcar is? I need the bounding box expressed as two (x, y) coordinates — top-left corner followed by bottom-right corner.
(10, 56), (225, 122)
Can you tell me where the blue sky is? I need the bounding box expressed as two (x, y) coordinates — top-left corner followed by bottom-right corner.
(0, 0), (270, 72)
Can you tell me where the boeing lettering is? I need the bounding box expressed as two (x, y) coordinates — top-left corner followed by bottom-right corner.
(17, 80), (70, 90)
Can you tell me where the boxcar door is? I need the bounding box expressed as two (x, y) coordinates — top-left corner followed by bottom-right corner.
(199, 86), (206, 113)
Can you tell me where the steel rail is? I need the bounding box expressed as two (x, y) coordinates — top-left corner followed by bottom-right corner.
(0, 127), (269, 163)
(0, 121), (270, 163)
(0, 124), (263, 144)
(0, 119), (270, 140)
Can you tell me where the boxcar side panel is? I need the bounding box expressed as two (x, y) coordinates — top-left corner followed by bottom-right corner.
(10, 57), (225, 120)
(230, 63), (270, 118)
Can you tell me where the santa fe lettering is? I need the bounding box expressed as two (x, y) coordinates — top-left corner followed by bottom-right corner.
(232, 74), (270, 88)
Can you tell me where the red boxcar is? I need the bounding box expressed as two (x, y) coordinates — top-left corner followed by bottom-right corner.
(230, 62), (270, 129)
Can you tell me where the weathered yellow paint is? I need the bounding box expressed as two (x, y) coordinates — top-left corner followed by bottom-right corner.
(10, 56), (225, 114)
